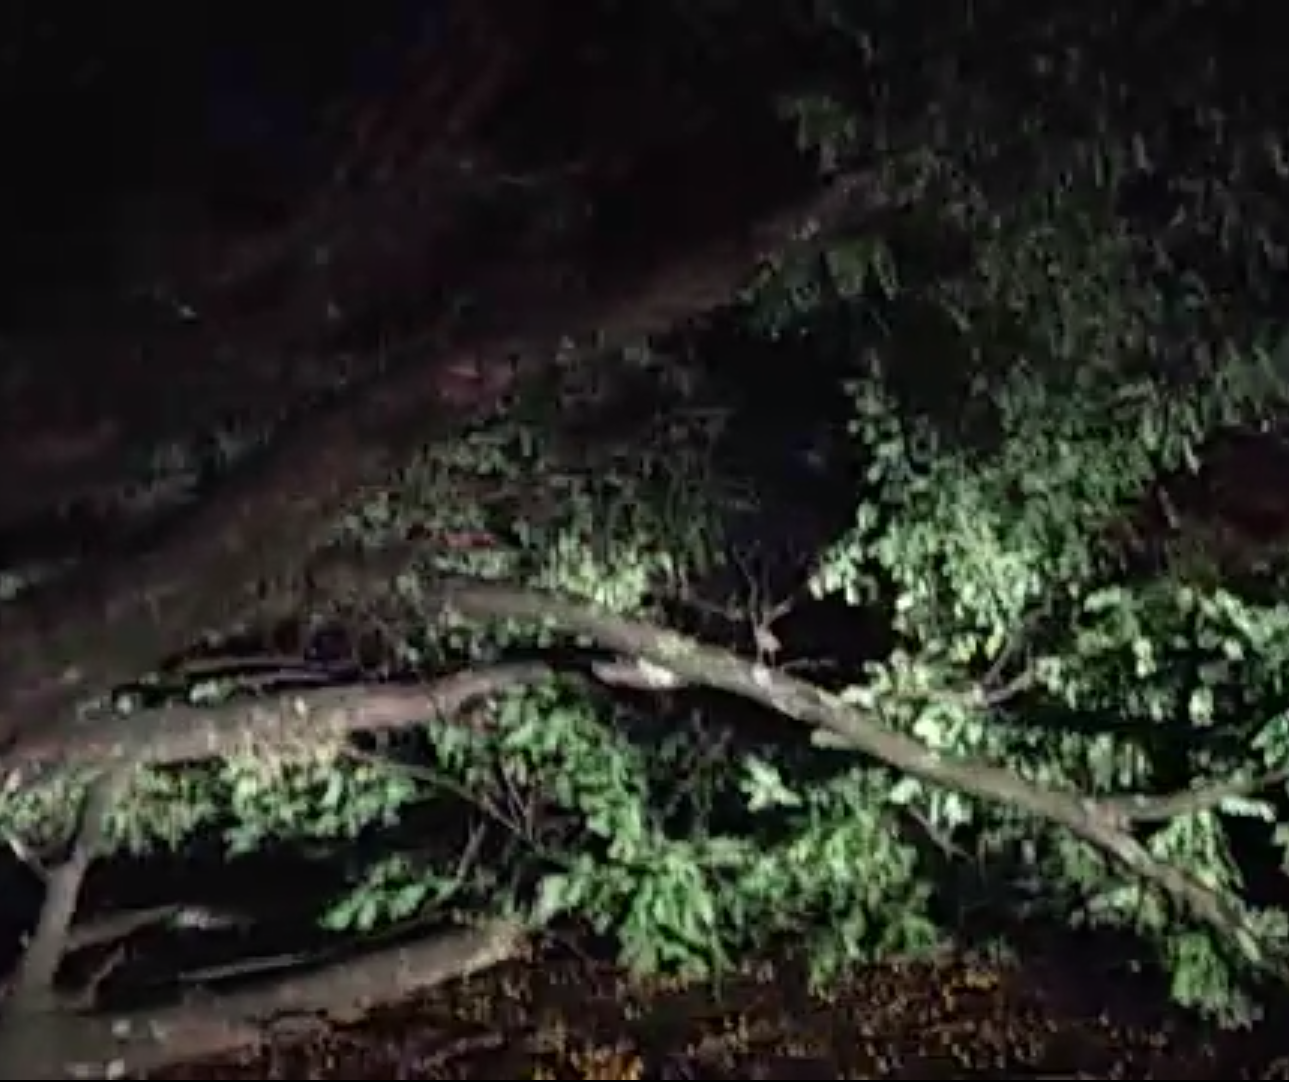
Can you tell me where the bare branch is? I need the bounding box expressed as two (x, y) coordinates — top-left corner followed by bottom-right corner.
(63, 903), (253, 958)
(1, 662), (554, 772)
(4, 919), (525, 1080)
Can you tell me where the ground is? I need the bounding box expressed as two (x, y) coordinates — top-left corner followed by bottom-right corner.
(146, 932), (1289, 1080)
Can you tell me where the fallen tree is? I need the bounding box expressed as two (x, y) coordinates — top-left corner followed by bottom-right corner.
(5, 0), (1289, 1078)
(5, 537), (1289, 1077)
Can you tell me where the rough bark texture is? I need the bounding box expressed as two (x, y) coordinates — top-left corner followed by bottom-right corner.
(0, 0), (872, 754)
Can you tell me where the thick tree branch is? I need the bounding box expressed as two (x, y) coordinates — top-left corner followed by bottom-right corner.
(0, 160), (873, 757)
(1, 662), (554, 772)
(0, 919), (525, 1079)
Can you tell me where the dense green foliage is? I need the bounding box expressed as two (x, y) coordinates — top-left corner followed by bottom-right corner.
(4, 0), (1289, 1031)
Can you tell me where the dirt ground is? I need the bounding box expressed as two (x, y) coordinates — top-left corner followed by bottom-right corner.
(144, 933), (1289, 1080)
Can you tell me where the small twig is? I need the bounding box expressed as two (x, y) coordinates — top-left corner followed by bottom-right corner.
(730, 545), (797, 667)
(68, 945), (127, 1013)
